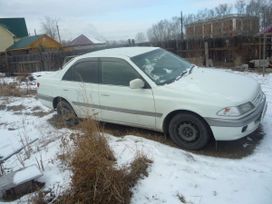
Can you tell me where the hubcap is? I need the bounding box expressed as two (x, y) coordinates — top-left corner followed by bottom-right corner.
(177, 122), (199, 142)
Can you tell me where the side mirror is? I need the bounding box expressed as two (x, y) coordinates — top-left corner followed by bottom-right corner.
(129, 78), (145, 89)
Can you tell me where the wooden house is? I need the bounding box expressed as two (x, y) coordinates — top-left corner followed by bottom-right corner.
(0, 18), (28, 52)
(6, 34), (62, 73)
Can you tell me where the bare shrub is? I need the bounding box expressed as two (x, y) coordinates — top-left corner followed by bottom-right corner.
(57, 118), (152, 204)
(30, 191), (47, 204)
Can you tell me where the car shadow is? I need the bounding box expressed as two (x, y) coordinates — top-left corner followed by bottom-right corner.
(47, 114), (265, 159)
(192, 126), (265, 159)
(102, 123), (265, 159)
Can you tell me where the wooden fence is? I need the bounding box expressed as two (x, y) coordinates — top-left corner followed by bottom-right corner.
(1, 36), (271, 74)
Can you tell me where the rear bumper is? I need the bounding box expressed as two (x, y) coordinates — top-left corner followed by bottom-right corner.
(206, 96), (267, 141)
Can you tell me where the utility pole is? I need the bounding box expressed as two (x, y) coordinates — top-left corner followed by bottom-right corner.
(56, 24), (62, 44)
(180, 11), (184, 41)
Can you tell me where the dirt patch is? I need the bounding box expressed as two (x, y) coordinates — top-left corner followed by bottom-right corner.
(2, 181), (45, 202)
(6, 104), (26, 112)
(31, 106), (42, 111)
(47, 114), (72, 129)
(0, 104), (7, 110)
(0, 122), (8, 127)
(31, 111), (51, 118)
(102, 122), (176, 147)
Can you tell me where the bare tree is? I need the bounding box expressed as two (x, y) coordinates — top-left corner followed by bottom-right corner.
(147, 19), (169, 43)
(215, 4), (232, 16)
(183, 14), (195, 26)
(169, 17), (181, 40)
(41, 17), (59, 40)
(246, 0), (272, 29)
(235, 0), (246, 14)
(135, 32), (146, 43)
(147, 18), (181, 44)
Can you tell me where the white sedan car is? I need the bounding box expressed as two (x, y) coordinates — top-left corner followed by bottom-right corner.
(37, 47), (267, 150)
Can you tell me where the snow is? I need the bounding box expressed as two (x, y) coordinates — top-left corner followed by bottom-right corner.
(84, 34), (106, 44)
(13, 165), (42, 185)
(0, 70), (271, 203)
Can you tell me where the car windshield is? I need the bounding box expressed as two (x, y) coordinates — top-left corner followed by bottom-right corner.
(131, 49), (192, 85)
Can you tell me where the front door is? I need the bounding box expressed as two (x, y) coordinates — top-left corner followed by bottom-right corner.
(99, 58), (156, 129)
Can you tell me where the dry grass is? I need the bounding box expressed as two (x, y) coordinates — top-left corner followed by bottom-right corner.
(57, 118), (152, 204)
(0, 83), (22, 97)
(30, 191), (47, 204)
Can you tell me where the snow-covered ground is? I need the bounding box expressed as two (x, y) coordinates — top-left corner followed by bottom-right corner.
(0, 71), (271, 204)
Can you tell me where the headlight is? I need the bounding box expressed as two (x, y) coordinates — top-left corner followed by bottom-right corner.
(217, 102), (254, 117)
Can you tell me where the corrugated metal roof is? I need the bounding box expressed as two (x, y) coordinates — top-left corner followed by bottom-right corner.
(7, 35), (44, 50)
(0, 18), (28, 38)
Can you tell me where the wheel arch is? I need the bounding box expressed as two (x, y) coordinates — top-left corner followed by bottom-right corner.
(163, 109), (214, 140)
(53, 96), (72, 110)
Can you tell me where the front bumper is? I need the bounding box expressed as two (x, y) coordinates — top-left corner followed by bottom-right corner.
(206, 95), (267, 141)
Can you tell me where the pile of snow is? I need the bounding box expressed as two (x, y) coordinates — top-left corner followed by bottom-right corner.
(0, 71), (271, 204)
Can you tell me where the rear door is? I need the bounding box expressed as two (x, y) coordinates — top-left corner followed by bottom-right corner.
(98, 57), (156, 129)
(61, 58), (100, 118)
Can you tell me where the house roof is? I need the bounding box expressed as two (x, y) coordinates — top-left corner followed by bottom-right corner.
(0, 18), (28, 38)
(7, 34), (44, 50)
(69, 34), (94, 46)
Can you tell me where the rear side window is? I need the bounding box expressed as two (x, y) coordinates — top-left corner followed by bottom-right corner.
(101, 59), (140, 86)
(63, 60), (99, 83)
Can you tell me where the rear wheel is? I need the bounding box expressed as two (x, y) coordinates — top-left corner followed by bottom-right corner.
(168, 112), (210, 150)
(56, 100), (78, 127)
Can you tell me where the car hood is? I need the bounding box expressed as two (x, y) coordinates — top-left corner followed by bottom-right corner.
(164, 68), (259, 106)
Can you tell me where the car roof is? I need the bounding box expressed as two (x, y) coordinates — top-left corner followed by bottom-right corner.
(80, 46), (159, 58)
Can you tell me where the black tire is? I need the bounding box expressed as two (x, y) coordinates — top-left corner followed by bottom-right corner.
(168, 112), (210, 150)
(56, 100), (78, 127)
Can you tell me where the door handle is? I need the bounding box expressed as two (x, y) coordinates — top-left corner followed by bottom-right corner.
(101, 94), (110, 97)
(63, 89), (69, 91)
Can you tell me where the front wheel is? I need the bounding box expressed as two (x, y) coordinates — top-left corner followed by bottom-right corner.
(168, 113), (211, 150)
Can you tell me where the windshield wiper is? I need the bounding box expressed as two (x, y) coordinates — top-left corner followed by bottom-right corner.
(175, 70), (188, 81)
(189, 64), (196, 74)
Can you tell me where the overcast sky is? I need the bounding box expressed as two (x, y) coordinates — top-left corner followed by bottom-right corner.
(0, 0), (237, 41)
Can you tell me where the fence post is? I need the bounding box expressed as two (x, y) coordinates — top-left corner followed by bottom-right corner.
(204, 41), (209, 67)
(263, 34), (266, 77)
(4, 51), (9, 74)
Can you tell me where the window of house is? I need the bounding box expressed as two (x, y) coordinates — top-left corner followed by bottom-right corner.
(101, 59), (140, 86)
(62, 60), (99, 83)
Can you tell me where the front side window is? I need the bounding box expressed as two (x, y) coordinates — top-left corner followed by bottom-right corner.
(131, 49), (191, 85)
(62, 60), (99, 83)
(101, 59), (140, 86)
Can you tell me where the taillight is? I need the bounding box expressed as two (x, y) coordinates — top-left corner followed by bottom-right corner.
(37, 82), (40, 88)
